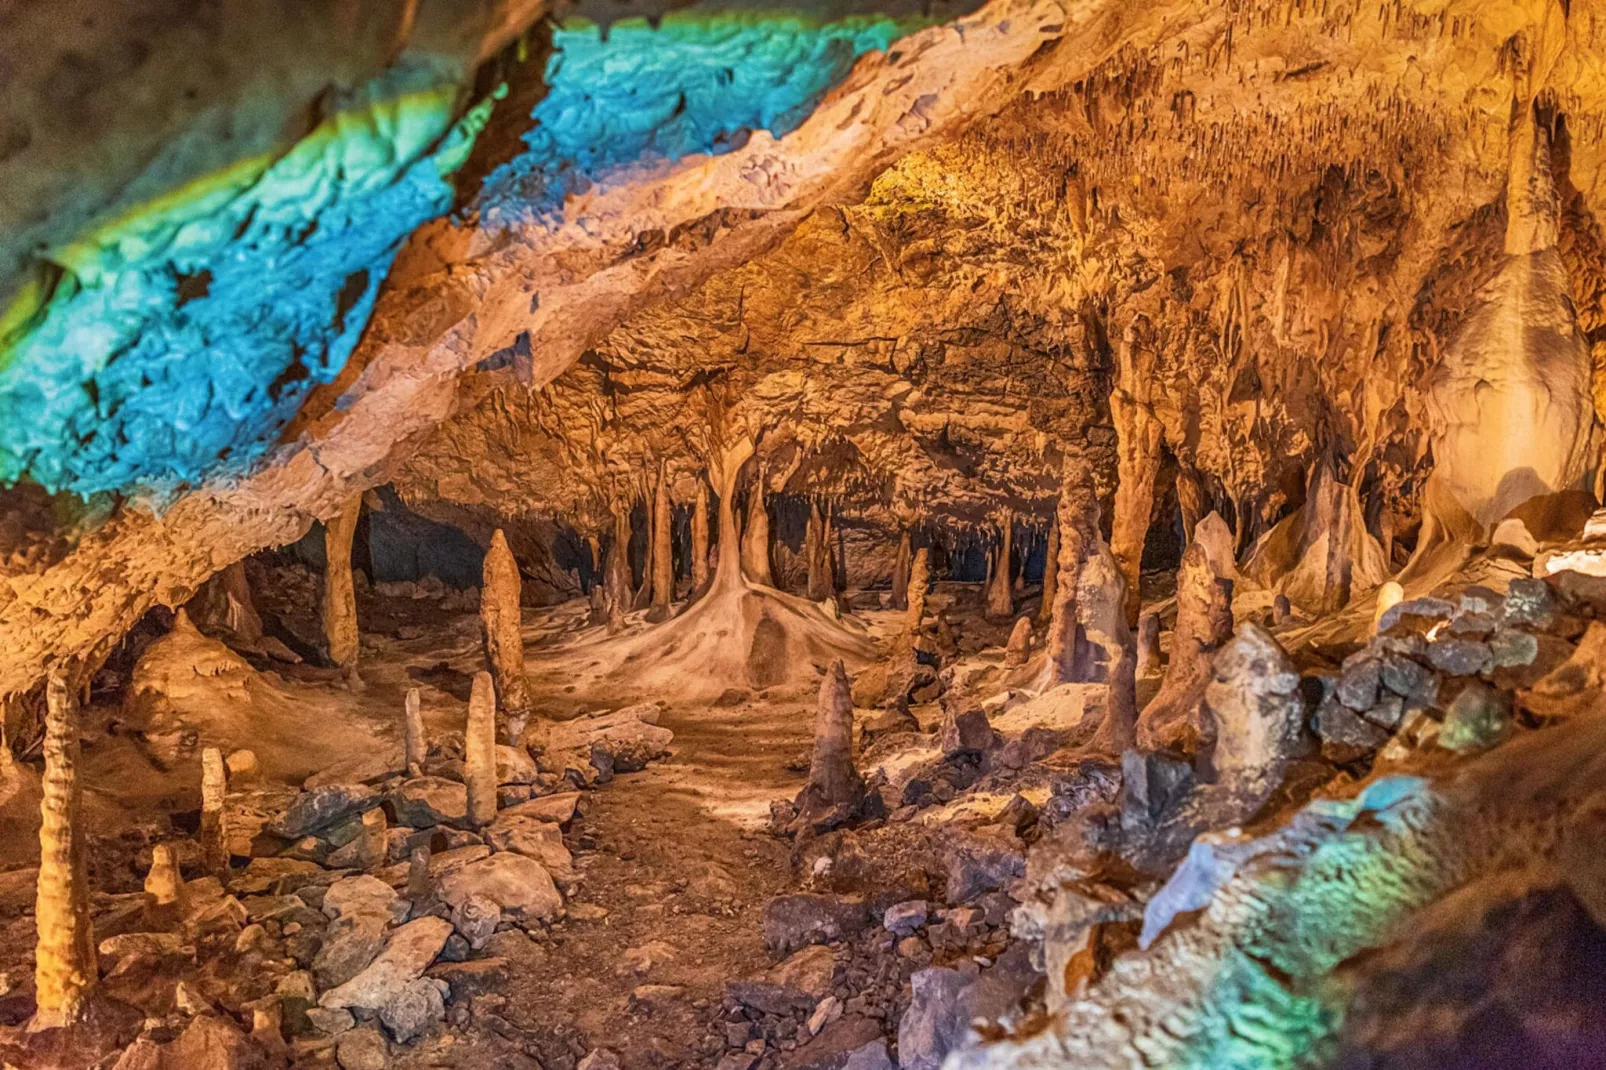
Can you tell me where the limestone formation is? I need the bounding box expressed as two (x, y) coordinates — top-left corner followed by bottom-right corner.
(1043, 467), (1100, 687)
(985, 516), (1014, 621)
(742, 468), (775, 588)
(1073, 543), (1138, 755)
(1135, 613), (1161, 678)
(1109, 319), (1163, 627)
(1038, 518), (1060, 626)
(806, 501), (833, 602)
(1200, 624), (1305, 806)
(795, 660), (864, 826)
(692, 478), (711, 594)
(1004, 617), (1032, 667)
(605, 502), (634, 630)
(1373, 580), (1405, 635)
(891, 528), (912, 611)
(1136, 539), (1235, 752)
(322, 495), (362, 671)
(905, 548), (930, 650)
(404, 687), (426, 778)
(465, 671), (498, 829)
(482, 529), (531, 719)
(143, 844), (184, 910)
(200, 747), (228, 877)
(651, 463), (674, 612)
(32, 670), (97, 1030)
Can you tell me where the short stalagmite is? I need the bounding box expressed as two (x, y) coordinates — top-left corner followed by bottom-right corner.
(1005, 616), (1032, 667)
(144, 843), (185, 909)
(742, 467), (775, 587)
(321, 495), (362, 671)
(797, 660), (864, 820)
(1373, 580), (1404, 634)
(200, 747), (228, 877)
(465, 671), (498, 829)
(986, 515), (1014, 620)
(32, 671), (97, 1031)
(651, 463), (674, 612)
(692, 478), (711, 594)
(481, 529), (531, 719)
(404, 687), (427, 777)
(354, 806), (387, 871)
(1137, 538), (1236, 751)
(1135, 612), (1161, 678)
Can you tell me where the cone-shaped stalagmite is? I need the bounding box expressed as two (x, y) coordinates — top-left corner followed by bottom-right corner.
(905, 548), (930, 650)
(465, 671), (498, 829)
(799, 660), (863, 817)
(1005, 616), (1033, 667)
(144, 844), (184, 909)
(321, 495), (362, 670)
(1136, 536), (1235, 751)
(32, 671), (97, 1031)
(404, 687), (427, 777)
(200, 747), (228, 877)
(482, 529), (531, 718)
(1110, 319), (1164, 627)
(986, 515), (1014, 620)
(742, 467), (774, 587)
(692, 478), (711, 593)
(651, 464), (674, 611)
(891, 527), (912, 610)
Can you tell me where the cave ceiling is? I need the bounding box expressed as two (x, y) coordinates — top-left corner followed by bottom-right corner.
(2, 0), (1606, 692)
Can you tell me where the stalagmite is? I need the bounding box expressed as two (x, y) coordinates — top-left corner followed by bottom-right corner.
(905, 548), (930, 650)
(986, 514), (1014, 620)
(741, 467), (774, 587)
(321, 495), (362, 672)
(1373, 580), (1404, 634)
(1075, 542), (1138, 755)
(796, 660), (863, 822)
(1137, 538), (1235, 751)
(651, 463), (674, 612)
(144, 843), (184, 909)
(1039, 517), (1060, 624)
(1005, 616), (1032, 667)
(465, 671), (498, 829)
(1135, 612), (1161, 677)
(1110, 319), (1164, 627)
(407, 848), (432, 902)
(891, 527), (912, 610)
(807, 500), (833, 602)
(200, 747), (228, 877)
(404, 687), (427, 777)
(605, 502), (633, 631)
(354, 807), (387, 871)
(1044, 464), (1100, 686)
(481, 529), (531, 719)
(692, 478), (711, 594)
(31, 670), (97, 1031)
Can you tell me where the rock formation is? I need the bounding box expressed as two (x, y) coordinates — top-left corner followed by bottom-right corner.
(794, 660), (865, 828)
(1109, 318), (1164, 627)
(482, 529), (532, 720)
(404, 687), (427, 777)
(1136, 538), (1235, 751)
(692, 478), (711, 595)
(322, 496), (362, 672)
(743, 468), (776, 588)
(465, 671), (498, 829)
(200, 747), (228, 878)
(31, 671), (96, 1031)
(985, 515), (1015, 621)
(891, 528), (912, 611)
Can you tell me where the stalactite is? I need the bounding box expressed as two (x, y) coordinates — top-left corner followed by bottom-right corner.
(891, 527), (912, 610)
(465, 670), (498, 829)
(986, 513), (1014, 620)
(651, 462), (674, 612)
(200, 747), (228, 878)
(692, 478), (711, 594)
(321, 495), (362, 672)
(1110, 320), (1164, 626)
(31, 670), (96, 1031)
(481, 529), (531, 721)
(741, 465), (774, 587)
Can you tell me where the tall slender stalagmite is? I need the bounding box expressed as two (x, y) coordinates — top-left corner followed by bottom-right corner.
(890, 527), (912, 610)
(606, 502), (633, 629)
(1039, 518), (1060, 624)
(404, 687), (427, 777)
(465, 671), (498, 829)
(31, 670), (96, 1031)
(200, 747), (228, 877)
(741, 466), (774, 587)
(481, 529), (531, 720)
(799, 660), (863, 816)
(1109, 318), (1163, 626)
(905, 548), (930, 650)
(692, 478), (711, 593)
(651, 462), (674, 611)
(986, 514), (1014, 620)
(321, 495), (362, 671)
(1044, 463), (1100, 686)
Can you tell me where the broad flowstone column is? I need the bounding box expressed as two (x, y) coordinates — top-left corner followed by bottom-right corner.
(321, 495), (362, 672)
(692, 478), (711, 594)
(482, 529), (531, 721)
(465, 671), (498, 829)
(742, 467), (774, 587)
(651, 464), (674, 612)
(986, 514), (1014, 620)
(200, 747), (228, 877)
(32, 670), (97, 1031)
(1110, 318), (1164, 627)
(404, 687), (427, 777)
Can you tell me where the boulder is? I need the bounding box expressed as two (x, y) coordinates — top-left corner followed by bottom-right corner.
(484, 813), (576, 884)
(319, 916), (453, 1011)
(436, 853), (562, 926)
(728, 944), (837, 1014)
(389, 777), (469, 828)
(268, 784), (379, 839)
(378, 977), (448, 1043)
(896, 968), (971, 1070)
(762, 894), (871, 954)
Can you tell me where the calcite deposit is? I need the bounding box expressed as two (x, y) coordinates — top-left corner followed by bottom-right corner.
(3, 1), (1606, 1068)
